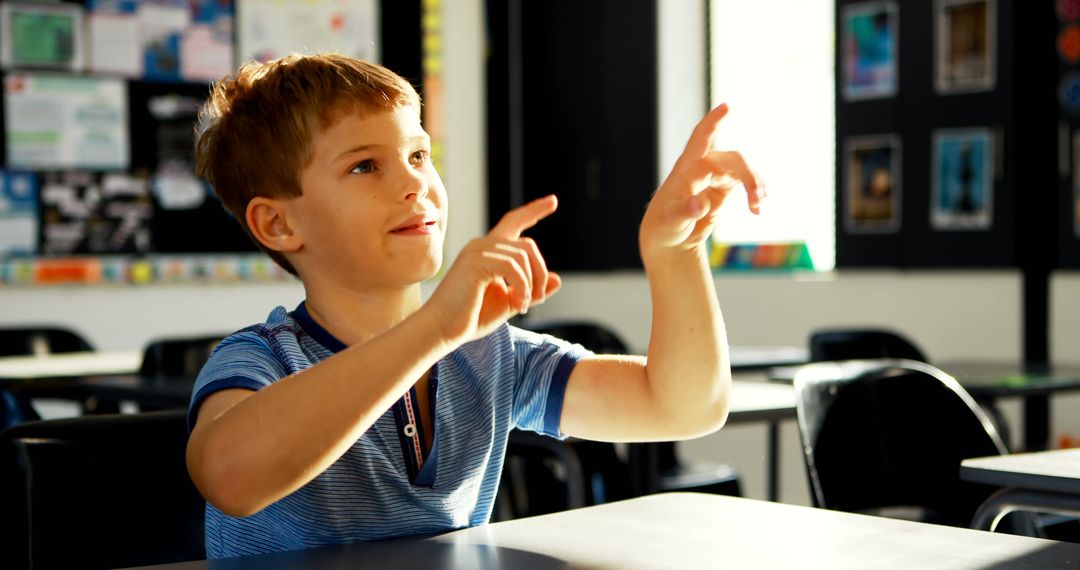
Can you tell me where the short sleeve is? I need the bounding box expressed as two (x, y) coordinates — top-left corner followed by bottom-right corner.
(509, 326), (593, 439)
(187, 330), (289, 431)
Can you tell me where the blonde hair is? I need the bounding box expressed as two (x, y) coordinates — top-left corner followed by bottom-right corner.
(194, 53), (421, 275)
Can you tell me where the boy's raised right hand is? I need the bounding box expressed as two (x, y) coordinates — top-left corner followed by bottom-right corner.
(425, 195), (562, 346)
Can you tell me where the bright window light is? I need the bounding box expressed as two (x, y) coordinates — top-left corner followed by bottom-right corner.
(708, 0), (836, 270)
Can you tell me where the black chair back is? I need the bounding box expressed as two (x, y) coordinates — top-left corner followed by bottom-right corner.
(523, 321), (630, 354)
(0, 327), (94, 357)
(139, 335), (225, 378)
(809, 328), (927, 362)
(0, 410), (205, 569)
(794, 359), (1008, 527)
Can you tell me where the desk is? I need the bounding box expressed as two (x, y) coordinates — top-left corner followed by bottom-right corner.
(0, 350), (142, 379)
(962, 448), (1080, 532)
(8, 373), (194, 411)
(769, 361), (1080, 451)
(0, 351), (190, 413)
(946, 363), (1080, 452)
(729, 345), (808, 371)
(133, 492), (1080, 569)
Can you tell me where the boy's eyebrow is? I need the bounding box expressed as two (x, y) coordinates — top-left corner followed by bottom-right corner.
(332, 144), (377, 163)
(332, 135), (431, 164)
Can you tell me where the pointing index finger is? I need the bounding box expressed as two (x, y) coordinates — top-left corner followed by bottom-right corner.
(490, 194), (559, 239)
(683, 103), (730, 159)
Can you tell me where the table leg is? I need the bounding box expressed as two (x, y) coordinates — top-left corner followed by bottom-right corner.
(629, 442), (658, 496)
(1023, 395), (1050, 451)
(767, 421), (779, 502)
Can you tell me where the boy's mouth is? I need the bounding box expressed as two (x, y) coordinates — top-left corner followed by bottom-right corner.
(390, 215), (439, 235)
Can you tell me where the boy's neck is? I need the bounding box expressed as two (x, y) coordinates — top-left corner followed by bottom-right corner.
(302, 283), (424, 347)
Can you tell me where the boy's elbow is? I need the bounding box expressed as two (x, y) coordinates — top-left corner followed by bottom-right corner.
(673, 376), (731, 438)
(187, 438), (268, 518)
(683, 395), (730, 437)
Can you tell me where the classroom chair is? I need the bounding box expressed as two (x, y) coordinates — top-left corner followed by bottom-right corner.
(0, 326), (95, 357)
(807, 326), (1012, 450)
(808, 328), (927, 363)
(519, 320), (742, 501)
(792, 359), (1040, 535)
(0, 409), (205, 569)
(139, 334), (226, 378)
(492, 429), (588, 521)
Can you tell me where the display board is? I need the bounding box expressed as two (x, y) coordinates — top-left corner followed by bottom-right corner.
(833, 0), (1057, 269)
(0, 0), (423, 286)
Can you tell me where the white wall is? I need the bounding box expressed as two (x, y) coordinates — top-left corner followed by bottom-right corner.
(1, 0), (1077, 505)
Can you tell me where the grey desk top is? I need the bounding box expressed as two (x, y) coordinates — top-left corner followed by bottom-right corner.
(727, 380), (795, 422)
(961, 449), (1080, 495)
(134, 493), (1080, 570)
(768, 361), (1080, 397)
(729, 345), (808, 371)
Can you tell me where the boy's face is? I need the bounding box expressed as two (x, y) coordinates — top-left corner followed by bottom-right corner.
(289, 105), (447, 290)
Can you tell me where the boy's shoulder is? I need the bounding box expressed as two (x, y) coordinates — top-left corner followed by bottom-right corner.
(217, 306), (304, 348)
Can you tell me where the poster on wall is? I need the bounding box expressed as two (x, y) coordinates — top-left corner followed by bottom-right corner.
(841, 1), (898, 101)
(86, 0), (234, 82)
(931, 127), (994, 231)
(0, 170), (39, 257)
(0, 2), (85, 71)
(86, 8), (141, 76)
(237, 0), (379, 64)
(844, 135), (901, 234)
(935, 0), (996, 94)
(4, 73), (129, 170)
(40, 171), (152, 256)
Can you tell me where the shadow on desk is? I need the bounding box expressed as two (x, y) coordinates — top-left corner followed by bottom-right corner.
(136, 541), (571, 570)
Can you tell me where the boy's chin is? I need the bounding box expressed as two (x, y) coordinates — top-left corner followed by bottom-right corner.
(411, 257), (443, 283)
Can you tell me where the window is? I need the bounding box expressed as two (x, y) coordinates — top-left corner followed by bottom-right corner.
(708, 0), (836, 269)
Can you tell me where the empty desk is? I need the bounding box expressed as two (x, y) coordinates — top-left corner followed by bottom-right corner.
(130, 493), (1080, 569)
(962, 448), (1080, 532)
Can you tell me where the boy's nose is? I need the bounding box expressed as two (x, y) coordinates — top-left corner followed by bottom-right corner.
(402, 171), (428, 202)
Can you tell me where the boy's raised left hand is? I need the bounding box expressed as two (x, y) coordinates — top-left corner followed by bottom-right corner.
(638, 103), (765, 262)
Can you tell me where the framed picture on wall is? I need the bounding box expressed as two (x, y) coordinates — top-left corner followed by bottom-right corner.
(841, 1), (898, 101)
(935, 0), (996, 93)
(844, 135), (901, 233)
(931, 128), (994, 231)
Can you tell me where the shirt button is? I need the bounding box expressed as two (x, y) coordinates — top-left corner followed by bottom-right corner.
(404, 423), (417, 438)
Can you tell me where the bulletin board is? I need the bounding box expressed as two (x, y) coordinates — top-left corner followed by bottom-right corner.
(0, 0), (425, 286)
(832, 0), (1063, 270)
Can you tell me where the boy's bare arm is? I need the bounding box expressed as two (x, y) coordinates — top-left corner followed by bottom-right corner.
(187, 197), (562, 518)
(187, 310), (454, 517)
(560, 104), (765, 442)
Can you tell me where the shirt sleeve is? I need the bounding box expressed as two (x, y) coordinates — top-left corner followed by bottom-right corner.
(509, 326), (593, 439)
(187, 330), (289, 431)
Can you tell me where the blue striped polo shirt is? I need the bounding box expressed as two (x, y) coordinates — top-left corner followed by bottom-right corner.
(188, 303), (590, 559)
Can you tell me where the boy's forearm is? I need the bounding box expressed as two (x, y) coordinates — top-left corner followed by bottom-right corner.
(641, 244), (731, 434)
(189, 307), (453, 517)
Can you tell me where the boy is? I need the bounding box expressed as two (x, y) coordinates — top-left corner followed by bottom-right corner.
(187, 53), (764, 558)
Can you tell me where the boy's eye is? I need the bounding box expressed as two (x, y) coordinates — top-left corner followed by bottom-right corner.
(350, 160), (375, 174)
(411, 150), (429, 165)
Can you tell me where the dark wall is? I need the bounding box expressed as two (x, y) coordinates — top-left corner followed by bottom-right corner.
(486, 0), (659, 271)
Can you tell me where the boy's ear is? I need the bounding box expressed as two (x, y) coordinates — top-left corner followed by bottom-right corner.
(246, 197), (302, 253)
